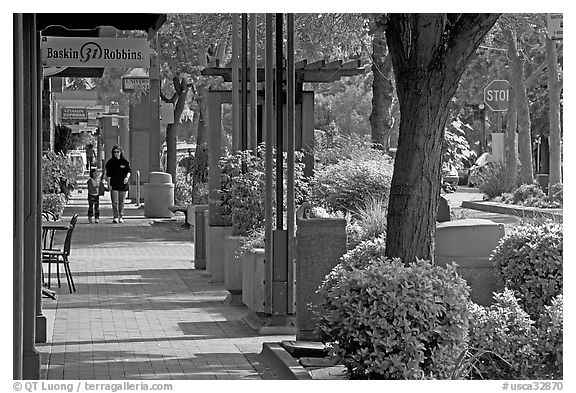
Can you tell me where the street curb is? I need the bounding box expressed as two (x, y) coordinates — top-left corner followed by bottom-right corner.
(259, 343), (313, 380)
(462, 200), (562, 219)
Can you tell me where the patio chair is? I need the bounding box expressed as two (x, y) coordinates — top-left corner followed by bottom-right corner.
(42, 210), (59, 250)
(42, 214), (79, 293)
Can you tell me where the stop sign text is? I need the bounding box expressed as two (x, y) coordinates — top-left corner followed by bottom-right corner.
(484, 80), (510, 111)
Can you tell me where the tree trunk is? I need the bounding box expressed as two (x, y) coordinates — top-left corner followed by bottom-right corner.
(505, 87), (518, 185)
(370, 32), (394, 151)
(546, 37), (562, 188)
(384, 13), (499, 263)
(165, 77), (188, 182)
(192, 81), (210, 204)
(506, 30), (534, 185)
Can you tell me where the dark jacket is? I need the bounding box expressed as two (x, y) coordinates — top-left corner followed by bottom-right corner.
(105, 157), (131, 191)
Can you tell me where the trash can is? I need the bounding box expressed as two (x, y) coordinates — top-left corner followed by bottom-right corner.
(143, 172), (174, 218)
(193, 205), (209, 269)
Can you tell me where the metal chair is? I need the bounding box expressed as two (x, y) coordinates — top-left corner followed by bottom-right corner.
(42, 214), (79, 293)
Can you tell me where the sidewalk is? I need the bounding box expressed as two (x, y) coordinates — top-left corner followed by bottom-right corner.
(37, 191), (294, 380)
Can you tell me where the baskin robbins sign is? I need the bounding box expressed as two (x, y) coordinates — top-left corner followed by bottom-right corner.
(41, 36), (150, 68)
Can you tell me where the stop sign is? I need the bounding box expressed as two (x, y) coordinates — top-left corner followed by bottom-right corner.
(484, 80), (510, 111)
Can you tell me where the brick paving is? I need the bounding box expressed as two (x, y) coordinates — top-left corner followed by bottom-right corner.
(37, 192), (294, 380)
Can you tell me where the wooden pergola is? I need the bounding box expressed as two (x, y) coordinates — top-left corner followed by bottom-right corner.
(201, 20), (364, 325)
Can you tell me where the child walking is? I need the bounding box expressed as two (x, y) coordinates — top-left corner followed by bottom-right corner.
(87, 168), (102, 223)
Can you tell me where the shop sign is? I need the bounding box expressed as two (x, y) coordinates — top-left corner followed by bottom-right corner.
(61, 107), (88, 121)
(41, 36), (149, 68)
(122, 77), (150, 92)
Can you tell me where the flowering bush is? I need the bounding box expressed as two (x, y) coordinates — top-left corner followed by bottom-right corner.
(311, 157), (393, 214)
(42, 193), (67, 219)
(42, 151), (82, 194)
(491, 221), (563, 320)
(316, 257), (470, 379)
(218, 144), (309, 236)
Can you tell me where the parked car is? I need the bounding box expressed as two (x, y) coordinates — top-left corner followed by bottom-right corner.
(467, 152), (493, 187)
(442, 164), (459, 187)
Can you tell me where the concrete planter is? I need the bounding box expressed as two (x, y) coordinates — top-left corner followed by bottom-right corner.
(435, 218), (505, 306)
(242, 248), (266, 313)
(224, 235), (245, 294)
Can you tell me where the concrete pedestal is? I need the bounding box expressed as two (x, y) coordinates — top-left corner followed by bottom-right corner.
(206, 225), (233, 283)
(295, 217), (347, 341)
(435, 218), (506, 306)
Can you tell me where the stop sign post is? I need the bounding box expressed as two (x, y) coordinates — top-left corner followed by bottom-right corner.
(484, 80), (510, 111)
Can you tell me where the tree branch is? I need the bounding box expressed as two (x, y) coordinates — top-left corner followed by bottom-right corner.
(446, 14), (501, 75)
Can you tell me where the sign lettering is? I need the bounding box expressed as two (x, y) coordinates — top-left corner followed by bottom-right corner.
(41, 37), (150, 68)
(61, 107), (88, 121)
(122, 78), (150, 92)
(547, 13), (563, 40)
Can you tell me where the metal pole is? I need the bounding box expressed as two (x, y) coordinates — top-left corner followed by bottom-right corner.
(136, 170), (141, 206)
(232, 14), (240, 152)
(249, 14), (258, 151)
(264, 14), (274, 315)
(286, 13), (296, 315)
(275, 13), (283, 230)
(241, 13), (248, 152)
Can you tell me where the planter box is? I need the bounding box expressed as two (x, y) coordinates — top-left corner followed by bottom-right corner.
(206, 225), (233, 283)
(295, 217), (347, 341)
(242, 248), (266, 313)
(224, 235), (245, 293)
(435, 218), (505, 306)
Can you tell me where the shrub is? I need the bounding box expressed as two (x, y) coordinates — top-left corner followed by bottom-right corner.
(312, 132), (387, 169)
(509, 183), (546, 204)
(500, 182), (563, 208)
(476, 163), (516, 199)
(238, 226), (265, 257)
(490, 221), (563, 320)
(532, 295), (563, 379)
(316, 258), (470, 379)
(467, 290), (562, 380)
(174, 167), (194, 206)
(42, 193), (67, 219)
(351, 197), (387, 246)
(548, 182), (563, 206)
(467, 290), (539, 379)
(311, 157), (393, 214)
